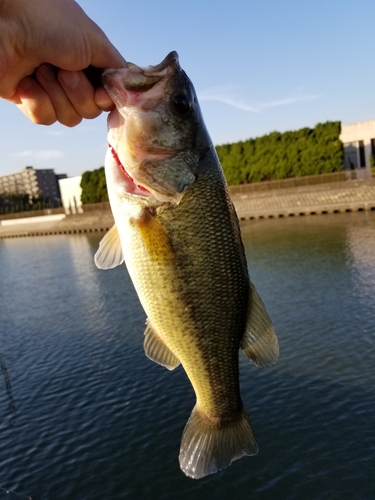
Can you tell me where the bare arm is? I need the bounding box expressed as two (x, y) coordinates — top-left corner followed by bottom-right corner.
(0, 0), (126, 126)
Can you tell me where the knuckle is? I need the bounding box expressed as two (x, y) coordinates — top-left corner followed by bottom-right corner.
(28, 108), (57, 126)
(83, 108), (102, 120)
(62, 115), (83, 127)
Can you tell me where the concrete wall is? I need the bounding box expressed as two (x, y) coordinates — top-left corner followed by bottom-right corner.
(231, 178), (375, 219)
(1, 214), (66, 226)
(58, 176), (83, 214)
(340, 120), (375, 178)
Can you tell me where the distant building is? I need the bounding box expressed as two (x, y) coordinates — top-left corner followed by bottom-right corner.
(0, 166), (64, 207)
(58, 176), (83, 214)
(340, 120), (375, 178)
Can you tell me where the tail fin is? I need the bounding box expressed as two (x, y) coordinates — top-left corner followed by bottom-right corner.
(179, 406), (258, 479)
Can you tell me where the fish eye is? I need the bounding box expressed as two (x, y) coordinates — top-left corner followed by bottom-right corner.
(170, 93), (193, 116)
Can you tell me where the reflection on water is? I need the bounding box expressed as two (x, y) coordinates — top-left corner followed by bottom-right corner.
(0, 213), (374, 500)
(347, 221), (375, 307)
(241, 213), (375, 388)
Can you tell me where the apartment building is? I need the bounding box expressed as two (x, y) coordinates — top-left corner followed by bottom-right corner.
(0, 166), (65, 207)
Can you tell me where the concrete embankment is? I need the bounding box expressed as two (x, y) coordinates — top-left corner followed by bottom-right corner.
(0, 211), (114, 239)
(1, 178), (375, 239)
(231, 178), (375, 220)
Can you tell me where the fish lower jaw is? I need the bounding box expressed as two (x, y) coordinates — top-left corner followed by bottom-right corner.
(108, 144), (152, 197)
(107, 144), (185, 206)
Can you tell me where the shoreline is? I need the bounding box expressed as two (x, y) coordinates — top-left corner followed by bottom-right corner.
(1, 178), (375, 239)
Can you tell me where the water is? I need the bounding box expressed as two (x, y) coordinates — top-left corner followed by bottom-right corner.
(0, 212), (374, 500)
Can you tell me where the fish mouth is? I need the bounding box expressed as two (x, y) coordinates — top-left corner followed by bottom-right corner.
(146, 51), (179, 73)
(109, 142), (178, 200)
(102, 51), (180, 112)
(109, 144), (151, 197)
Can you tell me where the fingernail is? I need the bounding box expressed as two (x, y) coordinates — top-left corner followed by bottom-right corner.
(38, 64), (58, 82)
(59, 70), (80, 89)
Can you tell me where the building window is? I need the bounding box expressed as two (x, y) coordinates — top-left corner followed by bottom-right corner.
(371, 139), (375, 159)
(343, 142), (358, 170)
(359, 140), (366, 167)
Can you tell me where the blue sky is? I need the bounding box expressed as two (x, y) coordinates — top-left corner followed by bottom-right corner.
(1, 0), (375, 178)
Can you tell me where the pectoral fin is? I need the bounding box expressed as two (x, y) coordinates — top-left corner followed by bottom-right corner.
(143, 319), (180, 370)
(94, 224), (124, 269)
(241, 282), (279, 367)
(131, 209), (175, 263)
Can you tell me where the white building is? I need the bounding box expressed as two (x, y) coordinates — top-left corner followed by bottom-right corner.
(340, 120), (375, 178)
(58, 176), (83, 214)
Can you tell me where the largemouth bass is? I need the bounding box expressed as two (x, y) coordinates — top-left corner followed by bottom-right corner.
(95, 51), (279, 479)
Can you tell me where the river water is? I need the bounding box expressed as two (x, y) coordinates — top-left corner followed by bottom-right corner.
(0, 212), (374, 500)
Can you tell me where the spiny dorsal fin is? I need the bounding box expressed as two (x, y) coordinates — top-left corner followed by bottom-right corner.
(143, 319), (180, 370)
(241, 281), (279, 367)
(94, 224), (124, 269)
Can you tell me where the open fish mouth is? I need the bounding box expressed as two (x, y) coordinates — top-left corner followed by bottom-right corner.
(104, 51), (198, 205)
(108, 143), (152, 197)
(108, 142), (179, 200)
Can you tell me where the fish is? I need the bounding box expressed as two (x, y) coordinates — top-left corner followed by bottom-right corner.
(95, 51), (279, 479)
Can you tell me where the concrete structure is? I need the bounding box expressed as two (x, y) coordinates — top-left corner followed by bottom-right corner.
(231, 178), (375, 220)
(1, 214), (66, 226)
(340, 120), (375, 179)
(0, 166), (64, 206)
(1, 179), (375, 238)
(58, 176), (83, 214)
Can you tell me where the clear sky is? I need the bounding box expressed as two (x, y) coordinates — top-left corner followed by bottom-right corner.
(1, 0), (375, 178)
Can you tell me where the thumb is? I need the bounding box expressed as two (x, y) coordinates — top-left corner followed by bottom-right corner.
(86, 25), (127, 70)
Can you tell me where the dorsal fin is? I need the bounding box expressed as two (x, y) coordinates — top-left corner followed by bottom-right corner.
(241, 282), (279, 367)
(94, 224), (124, 269)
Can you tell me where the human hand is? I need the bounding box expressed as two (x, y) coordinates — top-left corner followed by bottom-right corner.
(0, 0), (126, 126)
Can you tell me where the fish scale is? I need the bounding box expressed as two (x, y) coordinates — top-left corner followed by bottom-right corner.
(95, 51), (279, 479)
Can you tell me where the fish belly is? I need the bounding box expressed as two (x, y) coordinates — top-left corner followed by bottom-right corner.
(118, 152), (258, 478)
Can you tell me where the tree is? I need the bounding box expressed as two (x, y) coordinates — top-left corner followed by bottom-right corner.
(80, 167), (108, 204)
(0, 191), (53, 214)
(215, 121), (343, 185)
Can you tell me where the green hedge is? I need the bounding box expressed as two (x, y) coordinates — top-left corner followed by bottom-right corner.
(80, 167), (108, 204)
(80, 122), (343, 198)
(215, 121), (343, 185)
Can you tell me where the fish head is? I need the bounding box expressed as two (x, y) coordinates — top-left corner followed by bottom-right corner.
(103, 51), (202, 205)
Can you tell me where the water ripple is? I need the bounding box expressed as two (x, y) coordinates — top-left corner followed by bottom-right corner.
(0, 215), (374, 499)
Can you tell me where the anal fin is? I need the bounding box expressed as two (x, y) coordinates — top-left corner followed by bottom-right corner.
(241, 281), (279, 367)
(143, 319), (180, 370)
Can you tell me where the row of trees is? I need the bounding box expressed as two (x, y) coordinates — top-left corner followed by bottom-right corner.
(79, 122), (344, 201)
(0, 193), (55, 214)
(215, 121), (343, 185)
(80, 167), (108, 204)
